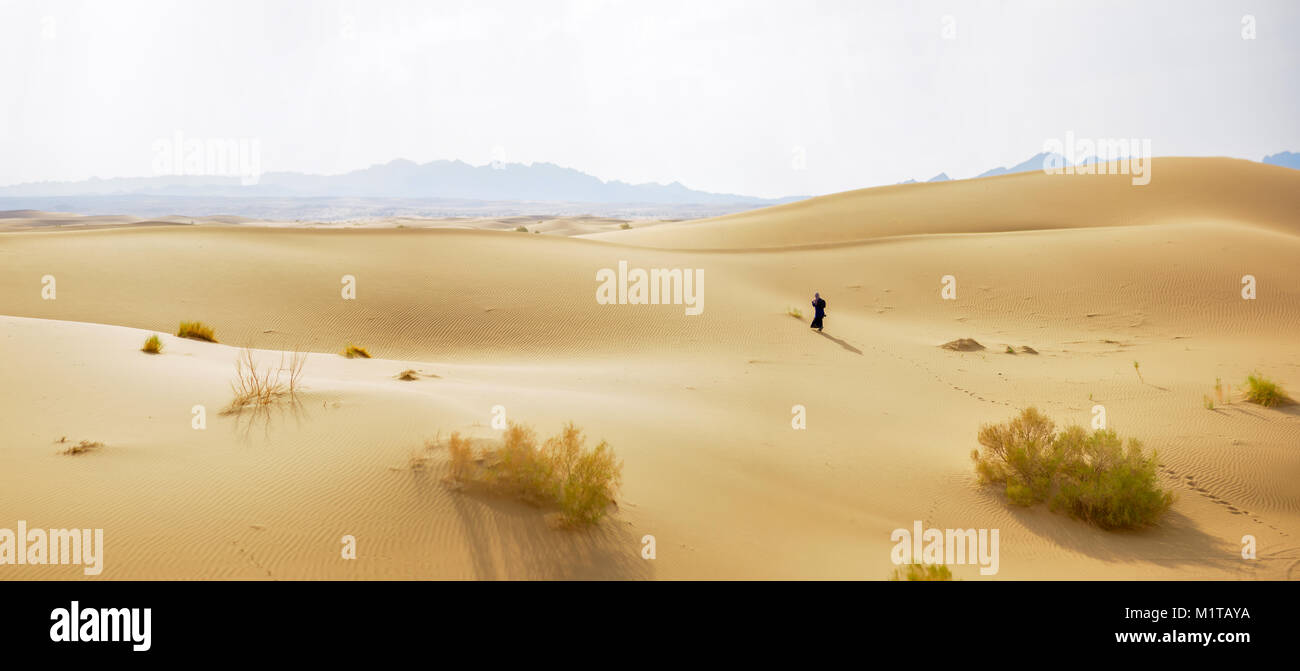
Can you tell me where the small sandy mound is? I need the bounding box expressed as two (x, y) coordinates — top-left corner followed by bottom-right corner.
(395, 369), (439, 380)
(60, 439), (104, 455)
(940, 338), (984, 352)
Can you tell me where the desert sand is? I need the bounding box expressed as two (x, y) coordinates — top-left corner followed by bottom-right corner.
(0, 156), (1297, 579)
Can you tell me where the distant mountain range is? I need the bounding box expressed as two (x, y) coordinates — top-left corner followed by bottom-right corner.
(0, 159), (798, 206)
(970, 152), (1064, 178)
(901, 152), (1081, 183)
(3, 151), (1296, 221)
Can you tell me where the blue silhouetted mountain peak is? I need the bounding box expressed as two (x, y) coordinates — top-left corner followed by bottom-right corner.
(0, 159), (789, 205)
(1263, 151), (1300, 170)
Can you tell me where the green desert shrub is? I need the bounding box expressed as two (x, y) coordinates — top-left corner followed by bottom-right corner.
(545, 423), (622, 526)
(972, 406), (1060, 506)
(141, 334), (163, 354)
(1046, 426), (1173, 529)
(971, 407), (1173, 529)
(485, 423), (555, 505)
(787, 307), (803, 319)
(176, 321), (217, 342)
(620, 222), (632, 230)
(1243, 372), (1290, 407)
(889, 563), (953, 581)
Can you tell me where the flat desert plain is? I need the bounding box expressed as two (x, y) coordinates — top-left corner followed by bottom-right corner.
(0, 157), (1297, 579)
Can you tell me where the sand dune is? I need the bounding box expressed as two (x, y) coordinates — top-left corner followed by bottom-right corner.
(584, 158), (1300, 249)
(1, 158), (1297, 579)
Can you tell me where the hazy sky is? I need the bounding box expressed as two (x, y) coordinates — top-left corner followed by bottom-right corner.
(2, 0), (1297, 198)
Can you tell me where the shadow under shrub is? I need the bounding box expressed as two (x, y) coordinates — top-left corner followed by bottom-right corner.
(971, 407), (1173, 529)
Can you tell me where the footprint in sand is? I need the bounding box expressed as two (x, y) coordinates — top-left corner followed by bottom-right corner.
(230, 538), (275, 578)
(1165, 467), (1289, 532)
(873, 344), (1011, 407)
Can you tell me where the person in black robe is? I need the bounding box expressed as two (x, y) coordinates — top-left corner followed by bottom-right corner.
(810, 292), (826, 331)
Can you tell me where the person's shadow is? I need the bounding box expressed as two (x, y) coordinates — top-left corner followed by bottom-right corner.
(817, 330), (862, 355)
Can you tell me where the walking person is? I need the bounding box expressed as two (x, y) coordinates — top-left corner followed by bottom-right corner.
(810, 292), (827, 332)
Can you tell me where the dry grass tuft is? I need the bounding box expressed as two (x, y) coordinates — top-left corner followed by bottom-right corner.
(1243, 372), (1291, 407)
(223, 348), (306, 414)
(440, 421), (622, 526)
(787, 307), (803, 319)
(341, 344), (371, 359)
(406, 435), (443, 471)
(176, 321), (217, 342)
(396, 369), (420, 381)
(141, 334), (163, 354)
(445, 432), (475, 481)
